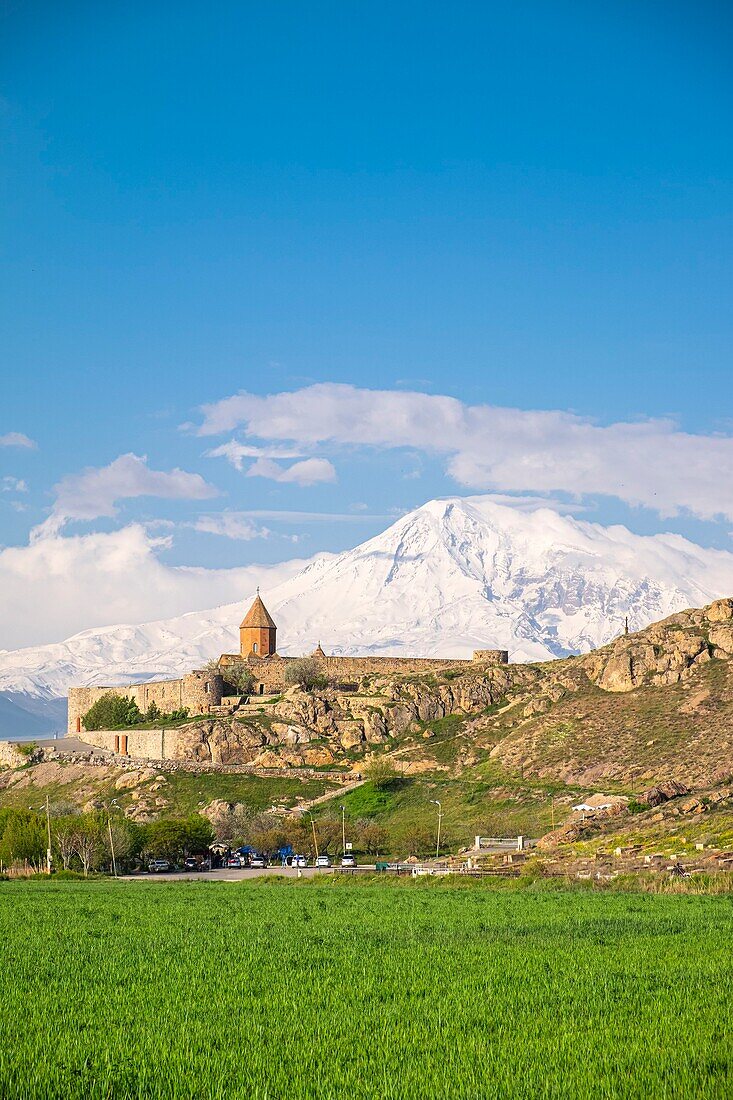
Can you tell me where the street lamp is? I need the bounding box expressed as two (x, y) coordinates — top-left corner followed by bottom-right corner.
(340, 805), (346, 855)
(31, 799), (53, 874)
(307, 811), (319, 859)
(105, 799), (119, 878)
(429, 799), (443, 860)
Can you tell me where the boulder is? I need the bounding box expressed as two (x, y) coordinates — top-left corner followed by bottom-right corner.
(709, 623), (733, 654)
(596, 652), (638, 693)
(363, 710), (388, 744)
(386, 702), (417, 735)
(642, 781), (690, 807)
(706, 597), (733, 623)
(336, 721), (365, 750)
(679, 797), (705, 815)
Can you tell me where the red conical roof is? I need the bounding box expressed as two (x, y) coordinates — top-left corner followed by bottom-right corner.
(240, 594), (277, 630)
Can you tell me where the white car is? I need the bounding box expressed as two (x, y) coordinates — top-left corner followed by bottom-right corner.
(340, 854), (357, 868)
(292, 854), (308, 868)
(314, 855), (331, 868)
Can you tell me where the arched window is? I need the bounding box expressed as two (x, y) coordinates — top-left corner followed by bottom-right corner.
(253, 642), (258, 654)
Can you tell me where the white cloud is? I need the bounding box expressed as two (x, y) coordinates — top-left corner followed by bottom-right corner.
(0, 432), (36, 449)
(32, 453), (218, 540)
(1, 477), (28, 493)
(219, 509), (384, 523)
(193, 513), (270, 541)
(197, 383), (733, 522)
(473, 493), (590, 514)
(205, 441), (305, 470)
(0, 524), (308, 650)
(245, 457), (337, 486)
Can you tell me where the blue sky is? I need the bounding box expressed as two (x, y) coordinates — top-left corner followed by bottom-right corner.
(1, 2), (733, 646)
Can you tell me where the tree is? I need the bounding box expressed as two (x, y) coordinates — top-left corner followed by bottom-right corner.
(0, 810), (46, 868)
(82, 692), (143, 731)
(364, 757), (399, 790)
(402, 825), (436, 859)
(284, 658), (328, 691)
(144, 815), (214, 862)
(222, 660), (254, 696)
(104, 817), (140, 869)
(71, 817), (103, 876)
(310, 815), (342, 855)
(53, 815), (81, 871)
(145, 700), (161, 722)
(357, 820), (389, 856)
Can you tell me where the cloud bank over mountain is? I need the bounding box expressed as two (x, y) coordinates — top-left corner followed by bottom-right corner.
(199, 383), (733, 521)
(3, 497), (732, 721)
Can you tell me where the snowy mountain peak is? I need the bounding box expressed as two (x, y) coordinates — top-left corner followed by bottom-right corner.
(2, 496), (733, 720)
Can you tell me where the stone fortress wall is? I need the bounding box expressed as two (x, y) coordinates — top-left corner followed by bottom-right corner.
(67, 670), (224, 736)
(218, 649), (509, 694)
(79, 727), (182, 760)
(68, 651), (509, 736)
(68, 591), (509, 744)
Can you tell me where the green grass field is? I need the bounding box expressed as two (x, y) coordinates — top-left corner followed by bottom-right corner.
(1, 879), (731, 1098)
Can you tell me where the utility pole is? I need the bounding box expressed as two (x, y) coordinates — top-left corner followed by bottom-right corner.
(308, 812), (319, 859)
(107, 799), (118, 878)
(108, 816), (118, 878)
(45, 794), (52, 875)
(430, 799), (443, 860)
(340, 805), (346, 855)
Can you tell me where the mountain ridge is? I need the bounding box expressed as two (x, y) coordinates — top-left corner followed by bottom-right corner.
(2, 496), (733, 735)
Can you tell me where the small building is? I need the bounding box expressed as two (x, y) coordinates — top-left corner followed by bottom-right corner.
(239, 591), (277, 658)
(572, 794), (629, 814)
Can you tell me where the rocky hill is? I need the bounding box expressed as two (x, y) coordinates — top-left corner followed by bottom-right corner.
(4, 496), (733, 737)
(2, 598), (732, 850)
(123, 596), (731, 788)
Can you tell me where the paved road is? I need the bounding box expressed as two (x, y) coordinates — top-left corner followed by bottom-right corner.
(124, 865), (377, 882)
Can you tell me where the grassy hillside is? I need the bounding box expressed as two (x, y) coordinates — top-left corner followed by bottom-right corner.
(3, 599), (733, 856)
(488, 656), (733, 787)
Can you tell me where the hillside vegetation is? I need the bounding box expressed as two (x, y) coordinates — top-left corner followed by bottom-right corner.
(2, 598), (732, 856)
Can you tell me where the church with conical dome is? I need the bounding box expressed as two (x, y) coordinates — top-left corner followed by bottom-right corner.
(239, 590), (278, 658)
(68, 588), (509, 738)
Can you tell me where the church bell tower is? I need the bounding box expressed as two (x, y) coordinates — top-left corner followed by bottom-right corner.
(240, 590), (277, 658)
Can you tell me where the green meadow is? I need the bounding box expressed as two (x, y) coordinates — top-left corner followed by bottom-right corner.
(0, 878), (731, 1098)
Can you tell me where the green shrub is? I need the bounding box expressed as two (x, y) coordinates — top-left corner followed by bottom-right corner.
(284, 658), (329, 691)
(364, 757), (399, 791)
(82, 693), (143, 731)
(223, 660), (255, 695)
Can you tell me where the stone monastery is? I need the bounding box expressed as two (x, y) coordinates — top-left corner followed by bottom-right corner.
(67, 591), (508, 737)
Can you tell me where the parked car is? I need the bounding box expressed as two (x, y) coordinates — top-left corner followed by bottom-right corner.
(249, 854), (267, 869)
(292, 854), (308, 868)
(314, 855), (331, 868)
(227, 854), (247, 868)
(183, 857), (200, 871)
(340, 854), (357, 868)
(148, 859), (171, 873)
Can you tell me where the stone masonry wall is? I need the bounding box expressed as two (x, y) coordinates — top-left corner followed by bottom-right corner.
(83, 728), (182, 760)
(0, 740), (25, 767)
(69, 652), (509, 737)
(67, 671), (224, 735)
(219, 650), (508, 694)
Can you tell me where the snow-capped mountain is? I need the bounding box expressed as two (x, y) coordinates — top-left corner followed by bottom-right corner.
(3, 496), (733, 732)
